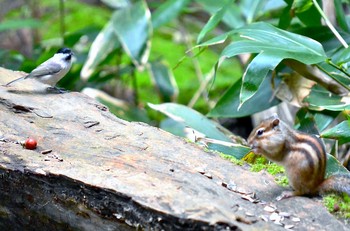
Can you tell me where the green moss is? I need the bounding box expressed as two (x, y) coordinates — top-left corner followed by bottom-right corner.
(249, 157), (284, 175)
(249, 157), (287, 186)
(219, 153), (244, 166)
(323, 194), (350, 218)
(275, 175), (289, 187)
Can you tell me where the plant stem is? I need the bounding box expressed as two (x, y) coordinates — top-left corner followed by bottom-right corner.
(312, 0), (348, 48)
(327, 59), (350, 79)
(59, 0), (65, 44)
(316, 63), (350, 91)
(131, 65), (139, 106)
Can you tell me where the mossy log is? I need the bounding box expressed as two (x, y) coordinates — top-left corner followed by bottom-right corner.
(0, 67), (348, 231)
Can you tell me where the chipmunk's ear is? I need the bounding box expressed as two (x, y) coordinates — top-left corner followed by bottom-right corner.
(272, 118), (280, 127)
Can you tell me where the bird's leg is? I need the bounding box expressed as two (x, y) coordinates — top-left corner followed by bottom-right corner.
(46, 86), (68, 94)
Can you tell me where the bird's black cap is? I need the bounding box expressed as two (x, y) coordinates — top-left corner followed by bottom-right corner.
(57, 47), (72, 54)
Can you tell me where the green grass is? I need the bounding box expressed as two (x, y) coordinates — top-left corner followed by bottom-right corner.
(323, 194), (350, 219)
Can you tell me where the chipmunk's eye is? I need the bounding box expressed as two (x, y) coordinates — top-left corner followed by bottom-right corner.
(257, 129), (264, 136)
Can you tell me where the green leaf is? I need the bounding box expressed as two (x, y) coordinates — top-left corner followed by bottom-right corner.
(100, 0), (130, 8)
(112, 1), (152, 66)
(195, 0), (244, 28)
(216, 22), (327, 106)
(149, 103), (231, 141)
(295, 109), (320, 134)
(278, 1), (293, 29)
(81, 21), (120, 80)
(197, 1), (230, 43)
(313, 111), (340, 132)
(332, 46), (350, 65)
(151, 0), (190, 29)
(208, 73), (280, 118)
(322, 120), (350, 145)
(334, 0), (350, 32)
(221, 22), (327, 64)
(295, 2), (322, 27)
(326, 154), (350, 177)
(292, 0), (313, 13)
(148, 103), (250, 159)
(240, 0), (266, 23)
(0, 19), (42, 32)
(239, 52), (282, 106)
(304, 85), (350, 111)
(295, 109), (340, 132)
(148, 61), (178, 102)
(197, 32), (232, 47)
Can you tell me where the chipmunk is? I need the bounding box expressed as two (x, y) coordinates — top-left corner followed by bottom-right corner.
(248, 114), (350, 200)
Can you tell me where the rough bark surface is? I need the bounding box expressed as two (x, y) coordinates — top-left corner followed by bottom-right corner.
(0, 67), (348, 230)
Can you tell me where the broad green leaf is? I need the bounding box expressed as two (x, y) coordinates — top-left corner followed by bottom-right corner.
(221, 22), (326, 64)
(326, 154), (350, 177)
(304, 85), (350, 111)
(160, 118), (188, 137)
(149, 103), (231, 141)
(81, 21), (119, 80)
(148, 61), (178, 102)
(334, 0), (350, 32)
(295, 109), (320, 134)
(197, 1), (230, 43)
(322, 120), (350, 145)
(0, 19), (42, 31)
(100, 0), (130, 8)
(217, 22), (327, 106)
(295, 2), (322, 27)
(278, 1), (293, 29)
(195, 0), (244, 28)
(197, 32), (232, 47)
(148, 103), (250, 158)
(151, 0), (190, 29)
(240, 52), (282, 106)
(208, 73), (280, 118)
(240, 0), (266, 23)
(112, 1), (152, 66)
(313, 111), (340, 132)
(292, 0), (313, 13)
(295, 109), (339, 132)
(207, 143), (250, 160)
(332, 46), (350, 65)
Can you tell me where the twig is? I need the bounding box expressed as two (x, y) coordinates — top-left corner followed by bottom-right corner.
(312, 0), (348, 48)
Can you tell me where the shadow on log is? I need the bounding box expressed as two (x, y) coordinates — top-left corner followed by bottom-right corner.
(0, 67), (348, 230)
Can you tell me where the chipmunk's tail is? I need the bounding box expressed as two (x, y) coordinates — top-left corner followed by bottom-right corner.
(318, 173), (350, 196)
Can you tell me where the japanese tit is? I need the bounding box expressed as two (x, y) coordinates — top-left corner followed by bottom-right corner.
(5, 48), (73, 88)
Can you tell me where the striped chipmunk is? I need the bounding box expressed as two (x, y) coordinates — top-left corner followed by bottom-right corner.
(248, 114), (350, 200)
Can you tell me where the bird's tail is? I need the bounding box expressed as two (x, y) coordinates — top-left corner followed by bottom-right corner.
(4, 76), (25, 86)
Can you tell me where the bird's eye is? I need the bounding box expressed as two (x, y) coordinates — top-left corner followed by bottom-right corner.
(257, 129), (264, 136)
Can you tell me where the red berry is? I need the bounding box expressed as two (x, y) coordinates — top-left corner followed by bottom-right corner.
(25, 138), (37, 150)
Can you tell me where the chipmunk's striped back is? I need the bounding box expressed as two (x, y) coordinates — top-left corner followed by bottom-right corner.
(287, 129), (326, 189)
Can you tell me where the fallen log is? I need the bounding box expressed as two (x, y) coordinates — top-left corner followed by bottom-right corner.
(0, 67), (347, 230)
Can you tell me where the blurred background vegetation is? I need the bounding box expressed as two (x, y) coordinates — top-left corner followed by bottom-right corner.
(1, 0), (350, 174)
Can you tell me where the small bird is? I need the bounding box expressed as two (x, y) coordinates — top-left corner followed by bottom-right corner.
(5, 48), (74, 92)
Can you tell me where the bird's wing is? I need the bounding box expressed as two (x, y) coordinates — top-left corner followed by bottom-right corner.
(25, 62), (62, 79)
